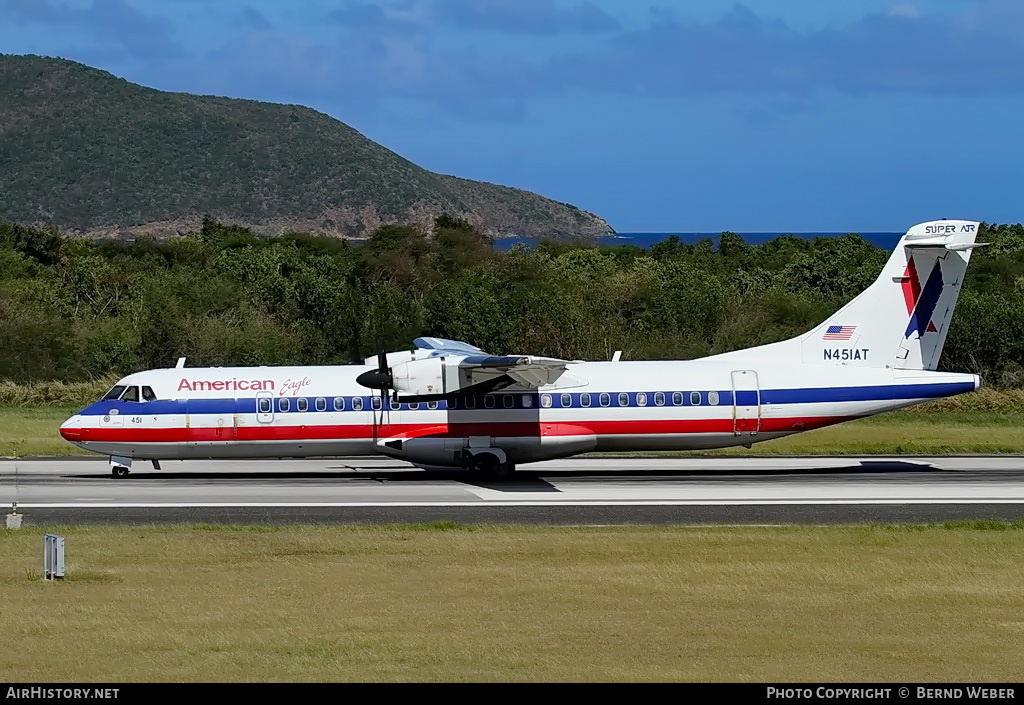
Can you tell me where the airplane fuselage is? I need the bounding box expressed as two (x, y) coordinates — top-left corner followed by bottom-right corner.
(59, 360), (979, 469)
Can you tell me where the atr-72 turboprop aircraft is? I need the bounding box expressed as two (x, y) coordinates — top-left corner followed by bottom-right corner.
(60, 220), (985, 478)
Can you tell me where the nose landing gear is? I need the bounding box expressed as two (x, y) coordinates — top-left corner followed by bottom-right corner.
(109, 455), (133, 479)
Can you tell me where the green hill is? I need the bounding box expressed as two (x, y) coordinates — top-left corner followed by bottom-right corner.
(0, 55), (614, 239)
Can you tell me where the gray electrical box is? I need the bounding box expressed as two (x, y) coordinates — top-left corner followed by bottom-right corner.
(44, 534), (64, 581)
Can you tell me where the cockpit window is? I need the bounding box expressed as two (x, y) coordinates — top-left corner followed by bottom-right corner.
(103, 385), (127, 400)
(141, 386), (157, 402)
(121, 386), (140, 403)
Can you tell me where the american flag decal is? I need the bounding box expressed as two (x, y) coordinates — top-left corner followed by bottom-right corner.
(823, 325), (856, 340)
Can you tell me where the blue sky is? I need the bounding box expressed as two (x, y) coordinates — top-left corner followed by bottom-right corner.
(2, 0), (1022, 232)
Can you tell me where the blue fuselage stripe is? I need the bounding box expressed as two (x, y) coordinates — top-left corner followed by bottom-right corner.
(78, 381), (974, 417)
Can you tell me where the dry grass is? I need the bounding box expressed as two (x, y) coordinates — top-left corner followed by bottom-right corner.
(909, 387), (1024, 414)
(1, 523), (1023, 682)
(0, 377), (118, 407)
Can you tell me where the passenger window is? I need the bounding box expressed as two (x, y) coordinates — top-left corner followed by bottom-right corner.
(690, 392), (701, 405)
(503, 395), (514, 408)
(618, 392), (629, 407)
(637, 392), (647, 407)
(103, 385), (127, 401)
(560, 393), (572, 407)
(672, 392), (683, 406)
(390, 399), (400, 410)
(466, 396), (477, 409)
(258, 397), (272, 414)
(581, 393), (591, 408)
(654, 392), (665, 406)
(297, 398), (308, 412)
(427, 401), (438, 410)
(315, 397), (327, 412)
(279, 398), (291, 412)
(141, 386), (157, 402)
(409, 402), (419, 410)
(121, 386), (140, 403)
(484, 395), (495, 409)
(372, 397), (382, 411)
(522, 394), (533, 408)
(600, 393), (610, 407)
(352, 397), (363, 411)
(708, 391), (720, 406)
(449, 398), (458, 409)
(541, 394), (552, 408)
(334, 397), (345, 411)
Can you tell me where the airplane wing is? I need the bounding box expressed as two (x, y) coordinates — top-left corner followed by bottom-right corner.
(455, 354), (570, 388)
(371, 338), (570, 399)
(413, 337), (569, 389)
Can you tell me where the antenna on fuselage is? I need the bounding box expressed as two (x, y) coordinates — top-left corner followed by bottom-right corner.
(611, 351), (622, 362)
(175, 357), (186, 368)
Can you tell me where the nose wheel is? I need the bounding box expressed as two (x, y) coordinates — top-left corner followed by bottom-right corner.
(108, 455), (133, 478)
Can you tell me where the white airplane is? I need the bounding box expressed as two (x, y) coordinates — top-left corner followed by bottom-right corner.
(60, 219), (986, 478)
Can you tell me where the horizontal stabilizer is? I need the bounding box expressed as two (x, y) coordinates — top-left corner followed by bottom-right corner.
(903, 240), (989, 251)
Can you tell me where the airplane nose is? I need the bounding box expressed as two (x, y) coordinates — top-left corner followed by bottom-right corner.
(59, 415), (84, 441)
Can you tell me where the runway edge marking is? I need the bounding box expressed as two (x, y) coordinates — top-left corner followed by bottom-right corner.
(12, 499), (1024, 508)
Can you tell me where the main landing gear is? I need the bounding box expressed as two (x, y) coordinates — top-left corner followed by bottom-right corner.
(466, 450), (516, 479)
(112, 465), (130, 478)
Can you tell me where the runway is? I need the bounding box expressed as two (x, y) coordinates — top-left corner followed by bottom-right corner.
(3, 455), (1024, 525)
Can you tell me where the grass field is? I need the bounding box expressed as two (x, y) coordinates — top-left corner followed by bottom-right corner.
(677, 412), (1024, 455)
(2, 523), (1023, 682)
(3, 404), (1022, 457)
(0, 407), (88, 457)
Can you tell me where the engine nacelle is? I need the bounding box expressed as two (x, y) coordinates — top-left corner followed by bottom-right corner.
(391, 357), (448, 397)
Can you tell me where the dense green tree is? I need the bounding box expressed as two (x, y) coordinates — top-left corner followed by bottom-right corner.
(0, 217), (1021, 386)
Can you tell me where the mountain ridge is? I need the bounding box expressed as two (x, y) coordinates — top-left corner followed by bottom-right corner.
(0, 54), (614, 239)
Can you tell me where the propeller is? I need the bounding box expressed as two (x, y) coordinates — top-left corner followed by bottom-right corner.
(356, 347), (393, 391)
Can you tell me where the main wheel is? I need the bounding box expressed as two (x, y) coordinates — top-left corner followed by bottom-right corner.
(472, 453), (515, 479)
(112, 466), (130, 478)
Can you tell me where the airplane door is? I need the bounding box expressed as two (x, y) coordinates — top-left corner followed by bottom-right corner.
(731, 370), (761, 435)
(256, 392), (274, 424)
(186, 394), (237, 447)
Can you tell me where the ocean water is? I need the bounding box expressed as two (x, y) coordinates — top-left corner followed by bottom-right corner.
(493, 232), (904, 251)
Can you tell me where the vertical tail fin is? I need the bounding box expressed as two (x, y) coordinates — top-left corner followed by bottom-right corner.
(707, 220), (985, 370)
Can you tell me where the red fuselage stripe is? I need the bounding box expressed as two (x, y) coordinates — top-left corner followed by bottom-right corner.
(61, 416), (854, 443)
